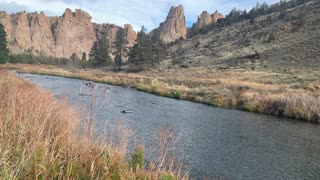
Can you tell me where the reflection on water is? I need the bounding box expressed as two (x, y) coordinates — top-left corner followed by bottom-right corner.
(19, 73), (320, 179)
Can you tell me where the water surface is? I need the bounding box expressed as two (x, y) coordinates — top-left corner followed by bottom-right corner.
(18, 73), (320, 179)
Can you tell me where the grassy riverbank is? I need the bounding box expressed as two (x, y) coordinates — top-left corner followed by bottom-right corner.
(3, 63), (320, 123)
(0, 68), (188, 179)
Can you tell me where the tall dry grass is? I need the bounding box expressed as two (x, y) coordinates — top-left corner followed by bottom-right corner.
(238, 90), (320, 122)
(0, 69), (188, 179)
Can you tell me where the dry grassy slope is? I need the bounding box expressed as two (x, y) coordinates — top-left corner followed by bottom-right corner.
(167, 0), (320, 72)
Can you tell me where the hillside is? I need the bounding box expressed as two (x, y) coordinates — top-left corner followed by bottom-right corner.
(166, 0), (320, 72)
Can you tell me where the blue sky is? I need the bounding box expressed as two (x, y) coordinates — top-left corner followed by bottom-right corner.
(0, 0), (279, 31)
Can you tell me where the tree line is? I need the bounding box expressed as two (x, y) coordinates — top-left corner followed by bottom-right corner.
(85, 26), (165, 71)
(0, 23), (166, 72)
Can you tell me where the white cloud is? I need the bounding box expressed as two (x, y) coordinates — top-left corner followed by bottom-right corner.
(0, 0), (281, 31)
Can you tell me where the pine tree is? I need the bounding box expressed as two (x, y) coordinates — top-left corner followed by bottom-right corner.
(114, 28), (128, 71)
(150, 28), (166, 65)
(128, 26), (149, 70)
(90, 36), (112, 68)
(81, 52), (86, 61)
(81, 52), (87, 68)
(0, 23), (8, 64)
(128, 26), (166, 71)
(89, 41), (98, 60)
(68, 52), (80, 73)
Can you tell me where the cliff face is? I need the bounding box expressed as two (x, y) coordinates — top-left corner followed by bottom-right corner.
(211, 10), (223, 23)
(157, 5), (187, 43)
(0, 11), (54, 56)
(0, 9), (137, 59)
(191, 10), (223, 32)
(195, 11), (212, 30)
(124, 24), (137, 45)
(52, 9), (96, 58)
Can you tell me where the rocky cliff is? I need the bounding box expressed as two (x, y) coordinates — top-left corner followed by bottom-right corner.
(0, 9), (137, 59)
(156, 5), (187, 43)
(169, 0), (320, 70)
(191, 10), (223, 32)
(211, 10), (224, 23)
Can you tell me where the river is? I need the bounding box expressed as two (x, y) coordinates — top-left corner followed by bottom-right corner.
(18, 73), (320, 179)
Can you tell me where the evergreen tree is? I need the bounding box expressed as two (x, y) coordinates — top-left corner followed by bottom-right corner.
(81, 52), (86, 61)
(89, 41), (98, 61)
(150, 28), (166, 65)
(114, 28), (127, 71)
(90, 36), (112, 68)
(81, 52), (87, 68)
(128, 26), (166, 71)
(0, 23), (8, 64)
(128, 26), (151, 70)
(68, 52), (80, 73)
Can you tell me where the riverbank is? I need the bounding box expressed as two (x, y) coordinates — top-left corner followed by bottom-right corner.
(3, 63), (320, 123)
(0, 69), (188, 179)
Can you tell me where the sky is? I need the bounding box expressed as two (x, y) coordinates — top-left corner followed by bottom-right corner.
(0, 0), (280, 31)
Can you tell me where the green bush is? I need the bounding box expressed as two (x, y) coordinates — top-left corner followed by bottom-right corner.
(161, 173), (177, 180)
(130, 145), (145, 171)
(170, 90), (181, 99)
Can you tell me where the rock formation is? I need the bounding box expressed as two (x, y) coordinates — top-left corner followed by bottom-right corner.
(211, 10), (224, 23)
(156, 5), (187, 43)
(194, 11), (212, 30)
(191, 10), (223, 32)
(94, 23), (119, 44)
(0, 9), (137, 60)
(124, 24), (137, 45)
(52, 9), (96, 59)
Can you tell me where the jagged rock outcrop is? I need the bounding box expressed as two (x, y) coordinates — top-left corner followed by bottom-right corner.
(191, 10), (223, 32)
(94, 24), (137, 44)
(0, 9), (137, 60)
(211, 10), (223, 23)
(94, 23), (119, 44)
(156, 5), (187, 43)
(0, 11), (55, 55)
(52, 9), (96, 58)
(194, 11), (212, 30)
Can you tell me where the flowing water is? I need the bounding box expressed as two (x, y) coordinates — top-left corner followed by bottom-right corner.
(18, 73), (320, 179)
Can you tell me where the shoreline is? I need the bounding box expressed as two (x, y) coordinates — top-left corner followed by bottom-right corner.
(3, 63), (320, 123)
(0, 68), (188, 179)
